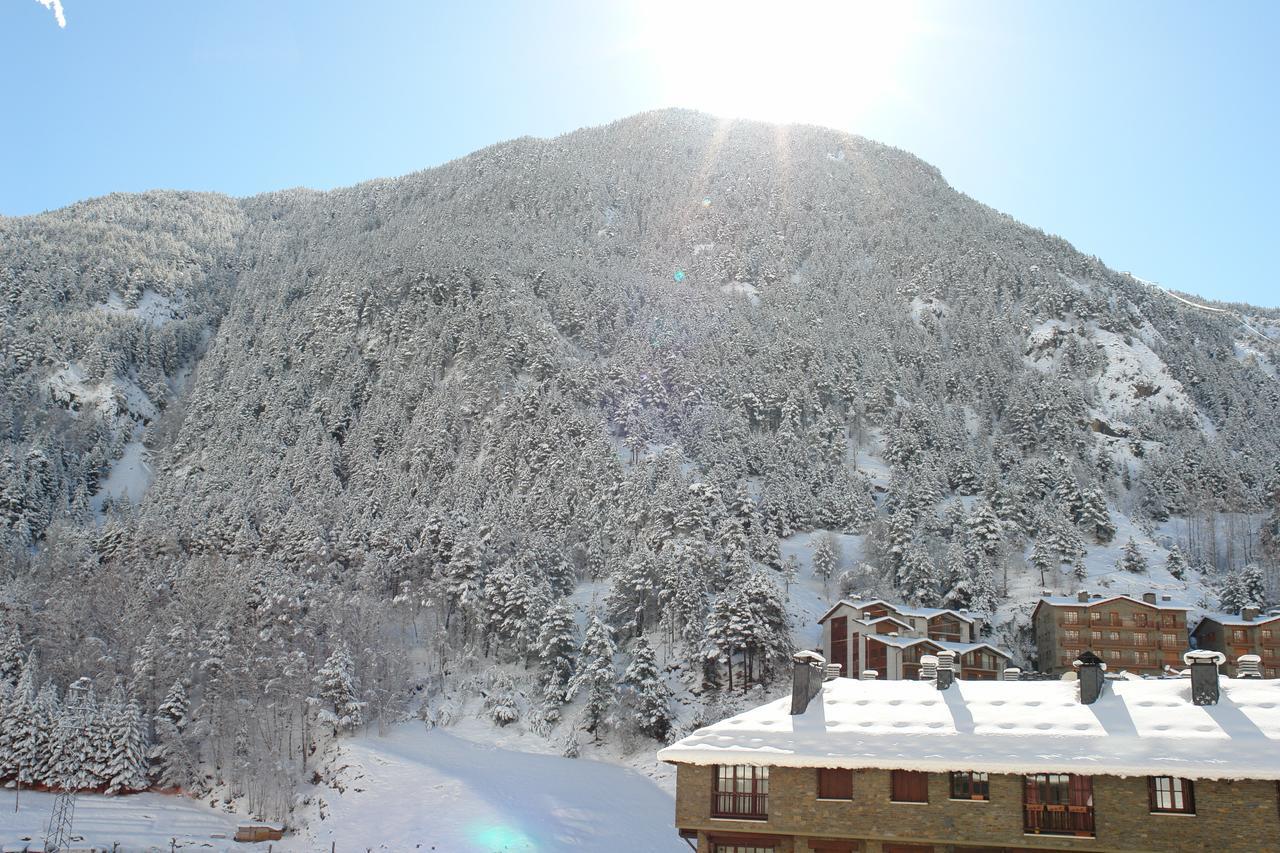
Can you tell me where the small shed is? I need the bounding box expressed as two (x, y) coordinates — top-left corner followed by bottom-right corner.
(235, 823), (285, 842)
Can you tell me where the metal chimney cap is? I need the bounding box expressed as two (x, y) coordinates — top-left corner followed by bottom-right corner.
(1183, 650), (1226, 667)
(793, 649), (826, 665)
(919, 654), (940, 666)
(1074, 650), (1107, 669)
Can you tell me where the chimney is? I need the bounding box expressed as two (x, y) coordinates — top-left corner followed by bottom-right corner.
(790, 651), (826, 715)
(1236, 654), (1263, 679)
(860, 669), (879, 680)
(1077, 590), (1090, 603)
(936, 650), (956, 690)
(823, 663), (842, 682)
(1074, 651), (1106, 704)
(1183, 650), (1225, 705)
(1003, 667), (1022, 681)
(919, 654), (938, 681)
(1142, 592), (1156, 604)
(1242, 606), (1261, 622)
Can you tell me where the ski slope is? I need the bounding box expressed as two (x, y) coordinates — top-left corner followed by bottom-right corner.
(287, 726), (685, 852)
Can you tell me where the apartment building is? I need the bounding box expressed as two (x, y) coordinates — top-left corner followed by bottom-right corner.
(1031, 591), (1189, 676)
(658, 650), (1280, 852)
(1192, 607), (1280, 676)
(819, 599), (1012, 680)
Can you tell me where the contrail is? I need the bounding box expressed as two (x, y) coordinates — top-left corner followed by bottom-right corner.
(35, 0), (67, 28)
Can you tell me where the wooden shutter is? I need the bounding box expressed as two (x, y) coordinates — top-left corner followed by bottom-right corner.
(818, 768), (853, 799)
(891, 770), (928, 802)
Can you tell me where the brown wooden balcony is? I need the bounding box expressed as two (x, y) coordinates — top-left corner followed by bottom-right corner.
(1024, 804), (1095, 837)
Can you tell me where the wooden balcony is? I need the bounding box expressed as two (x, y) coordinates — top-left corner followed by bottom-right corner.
(1024, 804), (1095, 837)
(711, 791), (768, 821)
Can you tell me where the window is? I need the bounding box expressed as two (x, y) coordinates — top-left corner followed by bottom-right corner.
(1264, 630), (1273, 641)
(1091, 630), (1102, 641)
(1110, 612), (1121, 626)
(1105, 649), (1120, 661)
(1233, 629), (1248, 643)
(1134, 613), (1148, 626)
(1148, 776), (1195, 814)
(1089, 611), (1101, 622)
(1134, 650), (1152, 665)
(949, 771), (989, 801)
(1064, 611), (1080, 625)
(1161, 614), (1177, 628)
(1064, 630), (1080, 644)
(817, 768), (853, 800)
(1024, 774), (1094, 836)
(1107, 631), (1121, 642)
(713, 765), (769, 819)
(1162, 633), (1179, 646)
(890, 770), (928, 803)
(714, 847), (774, 853)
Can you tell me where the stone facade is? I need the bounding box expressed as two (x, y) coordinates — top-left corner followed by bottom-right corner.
(1033, 594), (1188, 676)
(672, 762), (1280, 852)
(1191, 612), (1280, 677)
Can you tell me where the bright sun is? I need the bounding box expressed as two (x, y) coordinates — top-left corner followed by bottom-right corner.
(632, 0), (921, 129)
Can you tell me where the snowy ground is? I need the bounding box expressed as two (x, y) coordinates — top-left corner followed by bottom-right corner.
(287, 726), (684, 852)
(0, 789), (260, 852)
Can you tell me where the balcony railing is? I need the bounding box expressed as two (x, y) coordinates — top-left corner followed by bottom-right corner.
(711, 791), (768, 821)
(1024, 804), (1095, 836)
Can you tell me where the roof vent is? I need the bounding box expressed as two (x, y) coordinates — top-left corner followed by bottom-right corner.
(1074, 651), (1107, 704)
(1142, 592), (1157, 604)
(1162, 595), (1173, 602)
(790, 650), (826, 715)
(1183, 650), (1225, 705)
(860, 669), (879, 681)
(919, 654), (939, 681)
(1237, 654), (1263, 679)
(1003, 667), (1022, 681)
(936, 650), (956, 691)
(823, 663), (842, 682)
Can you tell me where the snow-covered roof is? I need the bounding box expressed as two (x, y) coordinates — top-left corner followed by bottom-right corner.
(818, 599), (976, 625)
(657, 677), (1280, 781)
(1035, 593), (1192, 612)
(1194, 611), (1280, 629)
(864, 635), (1010, 659)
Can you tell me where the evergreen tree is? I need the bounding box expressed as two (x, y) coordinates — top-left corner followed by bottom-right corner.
(1220, 564), (1267, 612)
(310, 643), (365, 738)
(620, 636), (673, 741)
(898, 542), (939, 606)
(482, 668), (520, 727)
(536, 603), (578, 704)
(1117, 539), (1148, 574)
(811, 534), (837, 589)
(566, 614), (617, 738)
(1165, 545), (1189, 581)
(0, 627), (23, 685)
(105, 698), (149, 793)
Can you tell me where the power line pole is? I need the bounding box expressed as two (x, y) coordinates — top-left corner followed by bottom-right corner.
(45, 676), (92, 853)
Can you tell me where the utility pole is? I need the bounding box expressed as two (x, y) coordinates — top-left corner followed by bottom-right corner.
(45, 676), (92, 853)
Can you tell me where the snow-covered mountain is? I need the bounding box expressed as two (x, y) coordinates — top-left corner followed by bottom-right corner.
(1, 109), (1277, 820)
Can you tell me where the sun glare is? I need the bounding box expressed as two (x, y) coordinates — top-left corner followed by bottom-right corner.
(633, 0), (920, 129)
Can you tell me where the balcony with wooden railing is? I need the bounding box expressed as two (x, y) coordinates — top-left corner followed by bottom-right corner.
(1024, 803), (1095, 837)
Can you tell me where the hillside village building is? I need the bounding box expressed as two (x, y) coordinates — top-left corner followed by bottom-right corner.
(819, 599), (1012, 681)
(1191, 607), (1280, 677)
(658, 649), (1280, 853)
(1031, 591), (1190, 676)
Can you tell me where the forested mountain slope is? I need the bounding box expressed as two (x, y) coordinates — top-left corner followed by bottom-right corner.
(1, 110), (1277, 817)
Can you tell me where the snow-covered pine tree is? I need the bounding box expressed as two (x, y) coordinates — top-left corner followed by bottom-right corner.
(566, 614), (617, 738)
(620, 635), (673, 741)
(1165, 545), (1189, 581)
(967, 502), (1003, 557)
(482, 668), (520, 727)
(309, 643), (365, 738)
(1219, 564), (1267, 612)
(30, 679), (60, 786)
(0, 627), (23, 685)
(536, 603), (577, 704)
(898, 542), (939, 606)
(1117, 539), (1148, 574)
(105, 697), (149, 793)
(150, 679), (193, 789)
(811, 534), (837, 589)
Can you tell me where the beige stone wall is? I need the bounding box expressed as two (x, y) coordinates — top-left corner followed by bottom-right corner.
(673, 763), (1280, 852)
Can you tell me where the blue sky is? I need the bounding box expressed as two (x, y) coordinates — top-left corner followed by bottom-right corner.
(2, 1), (1276, 306)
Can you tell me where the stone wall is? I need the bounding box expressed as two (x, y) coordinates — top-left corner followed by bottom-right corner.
(673, 763), (1280, 852)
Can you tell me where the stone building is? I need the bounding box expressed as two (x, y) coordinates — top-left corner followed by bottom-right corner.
(1191, 607), (1280, 676)
(1031, 591), (1190, 676)
(819, 599), (1011, 680)
(657, 650), (1280, 852)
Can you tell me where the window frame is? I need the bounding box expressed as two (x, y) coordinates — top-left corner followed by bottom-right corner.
(948, 770), (990, 801)
(890, 769), (929, 803)
(712, 764), (769, 820)
(816, 767), (854, 801)
(1148, 776), (1196, 815)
